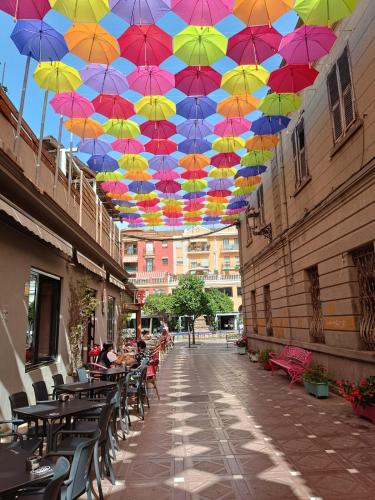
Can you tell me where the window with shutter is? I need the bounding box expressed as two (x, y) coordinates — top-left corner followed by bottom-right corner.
(292, 117), (309, 187)
(338, 49), (355, 128)
(257, 185), (265, 225)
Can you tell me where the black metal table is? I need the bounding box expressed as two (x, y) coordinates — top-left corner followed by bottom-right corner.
(54, 380), (116, 397)
(0, 448), (54, 497)
(89, 366), (129, 380)
(14, 399), (105, 452)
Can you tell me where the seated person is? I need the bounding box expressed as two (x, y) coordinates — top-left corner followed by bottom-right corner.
(97, 343), (124, 368)
(124, 340), (150, 369)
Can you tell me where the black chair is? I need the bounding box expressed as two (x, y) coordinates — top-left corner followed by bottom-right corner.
(9, 392), (42, 450)
(0, 418), (41, 454)
(14, 456), (70, 500)
(52, 374), (64, 399)
(32, 381), (53, 404)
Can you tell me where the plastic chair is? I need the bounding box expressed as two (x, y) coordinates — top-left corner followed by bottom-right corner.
(146, 363), (160, 400)
(124, 360), (150, 422)
(76, 367), (89, 383)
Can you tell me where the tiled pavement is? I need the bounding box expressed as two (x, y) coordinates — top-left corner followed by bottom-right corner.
(103, 342), (375, 500)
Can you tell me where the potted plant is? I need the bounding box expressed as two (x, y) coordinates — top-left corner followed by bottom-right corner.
(258, 349), (273, 370)
(236, 336), (247, 355)
(248, 349), (259, 363)
(303, 365), (330, 398)
(337, 376), (375, 423)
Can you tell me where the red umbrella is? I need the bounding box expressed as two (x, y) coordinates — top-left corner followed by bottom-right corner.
(137, 198), (160, 208)
(92, 94), (134, 119)
(184, 200), (205, 211)
(145, 139), (176, 154)
(227, 25), (282, 65)
(0, 0), (51, 19)
(184, 216), (202, 222)
(208, 189), (231, 197)
(163, 210), (182, 217)
(181, 169), (207, 180)
(112, 138), (145, 154)
(156, 180), (181, 193)
(140, 120), (176, 139)
(268, 64), (319, 93)
(175, 66), (221, 96)
(118, 25), (172, 66)
(211, 152), (240, 167)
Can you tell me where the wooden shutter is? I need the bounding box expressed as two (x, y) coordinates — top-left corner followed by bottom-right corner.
(338, 49), (355, 129)
(257, 185), (264, 225)
(291, 130), (300, 186)
(297, 119), (308, 179)
(327, 66), (343, 141)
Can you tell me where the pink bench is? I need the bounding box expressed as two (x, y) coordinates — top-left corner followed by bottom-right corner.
(269, 346), (312, 385)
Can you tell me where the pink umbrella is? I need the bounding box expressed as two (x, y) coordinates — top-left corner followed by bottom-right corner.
(145, 139), (177, 155)
(214, 118), (251, 137)
(156, 180), (181, 193)
(279, 25), (337, 65)
(0, 0), (51, 19)
(227, 25), (282, 65)
(128, 66), (175, 95)
(175, 66), (221, 96)
(50, 92), (94, 118)
(112, 138), (145, 154)
(164, 218), (182, 226)
(153, 170), (180, 181)
(101, 181), (128, 193)
(143, 205), (162, 212)
(172, 0), (233, 25)
(140, 120), (176, 139)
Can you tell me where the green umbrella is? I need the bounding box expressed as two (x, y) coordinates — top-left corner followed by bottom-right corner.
(294, 0), (359, 26)
(174, 26), (228, 66)
(95, 171), (124, 181)
(182, 179), (207, 192)
(103, 119), (140, 138)
(259, 93), (301, 116)
(241, 150), (273, 166)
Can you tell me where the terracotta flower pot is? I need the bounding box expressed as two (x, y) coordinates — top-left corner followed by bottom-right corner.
(351, 402), (375, 423)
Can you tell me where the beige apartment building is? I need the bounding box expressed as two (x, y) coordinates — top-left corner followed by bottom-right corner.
(238, 0), (375, 380)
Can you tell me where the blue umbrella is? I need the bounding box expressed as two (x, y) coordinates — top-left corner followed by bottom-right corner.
(78, 139), (112, 155)
(183, 191), (206, 200)
(128, 181), (155, 194)
(87, 155), (118, 172)
(235, 166), (267, 178)
(176, 96), (217, 119)
(177, 119), (213, 139)
(178, 139), (211, 154)
(228, 200), (248, 210)
(251, 115), (290, 135)
(127, 223), (145, 227)
(203, 216), (221, 222)
(149, 156), (178, 171)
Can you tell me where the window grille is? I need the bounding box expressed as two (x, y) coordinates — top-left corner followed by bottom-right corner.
(307, 266), (325, 343)
(263, 285), (273, 336)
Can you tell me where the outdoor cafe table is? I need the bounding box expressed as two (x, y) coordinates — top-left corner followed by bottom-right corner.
(0, 447), (54, 497)
(54, 380), (117, 397)
(13, 399), (106, 452)
(89, 366), (130, 380)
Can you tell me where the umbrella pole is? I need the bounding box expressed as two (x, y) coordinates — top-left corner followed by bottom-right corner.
(35, 89), (49, 186)
(53, 115), (64, 194)
(14, 55), (31, 155)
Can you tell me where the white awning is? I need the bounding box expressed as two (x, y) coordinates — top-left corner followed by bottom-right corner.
(109, 274), (126, 291)
(77, 252), (106, 279)
(0, 196), (73, 257)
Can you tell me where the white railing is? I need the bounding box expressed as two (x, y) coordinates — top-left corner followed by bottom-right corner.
(129, 273), (241, 286)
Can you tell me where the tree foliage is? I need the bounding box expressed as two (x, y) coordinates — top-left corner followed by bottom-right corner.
(143, 293), (174, 321)
(204, 289), (234, 326)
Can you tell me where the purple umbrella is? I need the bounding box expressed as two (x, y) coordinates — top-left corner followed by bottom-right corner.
(183, 191), (206, 200)
(178, 139), (211, 154)
(80, 64), (128, 94)
(110, 0), (171, 24)
(228, 200), (247, 210)
(177, 119), (213, 139)
(176, 96), (217, 119)
(128, 181), (155, 194)
(87, 155), (118, 172)
(208, 178), (233, 190)
(123, 212), (142, 220)
(149, 156), (178, 171)
(77, 138), (112, 155)
(113, 200), (136, 207)
(203, 216), (221, 222)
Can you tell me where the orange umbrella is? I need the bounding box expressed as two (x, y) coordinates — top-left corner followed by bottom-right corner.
(106, 192), (132, 201)
(235, 175), (262, 187)
(233, 0), (293, 26)
(207, 196), (228, 203)
(64, 117), (103, 138)
(246, 134), (279, 151)
(179, 154), (210, 170)
(123, 171), (152, 181)
(217, 94), (259, 117)
(65, 23), (120, 64)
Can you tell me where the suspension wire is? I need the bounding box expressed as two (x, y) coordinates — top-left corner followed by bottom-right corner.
(122, 223), (239, 242)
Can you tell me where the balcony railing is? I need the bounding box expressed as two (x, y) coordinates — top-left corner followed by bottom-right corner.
(129, 273), (241, 286)
(188, 245), (211, 253)
(222, 245), (239, 252)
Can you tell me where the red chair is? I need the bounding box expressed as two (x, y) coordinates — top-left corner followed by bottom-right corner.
(146, 362), (160, 400)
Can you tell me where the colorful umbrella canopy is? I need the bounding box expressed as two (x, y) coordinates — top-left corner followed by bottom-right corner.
(128, 66), (175, 95)
(177, 120), (213, 139)
(110, 0), (171, 24)
(251, 115), (290, 135)
(141, 120), (176, 139)
(34, 62), (82, 92)
(153, 170), (179, 181)
(96, 171), (124, 181)
(118, 154), (148, 170)
(50, 92), (94, 118)
(268, 64), (319, 93)
(217, 94), (259, 117)
(101, 181), (128, 193)
(0, 0), (51, 20)
(177, 96), (217, 119)
(149, 156), (178, 171)
(50, 0), (110, 22)
(124, 170), (152, 181)
(234, 176), (260, 188)
(112, 138), (145, 154)
(111, 193), (133, 201)
(174, 26), (228, 66)
(294, 0), (359, 26)
(172, 0), (233, 25)
(279, 25), (337, 65)
(135, 96), (176, 120)
(103, 119), (140, 138)
(236, 165), (267, 177)
(182, 179), (207, 192)
(145, 139), (177, 154)
(221, 65), (269, 95)
(175, 66), (221, 96)
(87, 155), (118, 171)
(233, 0), (293, 26)
(212, 137), (245, 153)
(137, 198), (160, 207)
(227, 25), (282, 65)
(209, 167), (236, 178)
(65, 23), (119, 65)
(181, 169), (207, 180)
(80, 64), (128, 94)
(183, 191), (206, 200)
(156, 180), (181, 193)
(92, 94), (134, 119)
(118, 24), (172, 66)
(179, 139), (211, 154)
(214, 118), (251, 137)
(11, 20), (68, 62)
(179, 154), (210, 170)
(259, 93), (302, 115)
(208, 189), (231, 197)
(64, 117), (104, 138)
(211, 152), (240, 167)
(128, 181), (155, 194)
(77, 138), (111, 155)
(208, 178), (233, 190)
(246, 134), (279, 150)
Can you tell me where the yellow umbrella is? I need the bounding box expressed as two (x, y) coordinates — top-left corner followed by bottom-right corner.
(143, 212), (163, 219)
(233, 0), (293, 26)
(217, 95), (259, 117)
(179, 154), (210, 170)
(221, 65), (269, 95)
(134, 192), (158, 201)
(95, 171), (124, 181)
(64, 117), (104, 138)
(246, 135), (279, 151)
(103, 119), (140, 139)
(34, 61), (82, 92)
(135, 96), (176, 120)
(50, 0), (110, 22)
(118, 154), (148, 170)
(212, 137), (245, 153)
(124, 171), (152, 181)
(65, 23), (119, 64)
(206, 203), (226, 210)
(209, 167), (236, 178)
(115, 205), (138, 213)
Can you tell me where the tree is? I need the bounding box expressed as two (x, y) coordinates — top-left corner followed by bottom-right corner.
(172, 275), (208, 344)
(143, 293), (174, 323)
(204, 289), (234, 329)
